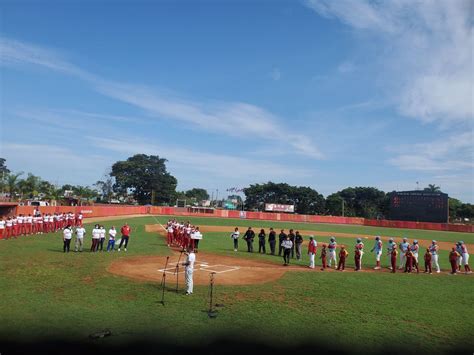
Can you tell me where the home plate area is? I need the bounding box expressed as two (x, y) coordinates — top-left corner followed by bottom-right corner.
(158, 260), (240, 275)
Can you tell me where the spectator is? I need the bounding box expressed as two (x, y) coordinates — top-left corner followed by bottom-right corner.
(230, 227), (240, 252)
(118, 223), (131, 252)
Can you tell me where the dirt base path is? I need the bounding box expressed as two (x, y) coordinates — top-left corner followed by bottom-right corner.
(145, 224), (471, 252)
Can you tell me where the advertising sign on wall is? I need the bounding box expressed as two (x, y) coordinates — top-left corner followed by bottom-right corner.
(265, 203), (295, 213)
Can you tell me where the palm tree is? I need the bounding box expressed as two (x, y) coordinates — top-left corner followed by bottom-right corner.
(6, 172), (23, 200)
(424, 184), (441, 192)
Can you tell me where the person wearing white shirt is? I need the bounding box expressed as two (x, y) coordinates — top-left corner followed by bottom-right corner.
(191, 226), (202, 252)
(107, 226), (117, 252)
(98, 225), (106, 251)
(63, 225), (73, 253)
(230, 227), (240, 252)
(0, 218), (5, 240)
(75, 226), (86, 252)
(91, 224), (101, 252)
(182, 248), (196, 295)
(17, 215), (25, 236)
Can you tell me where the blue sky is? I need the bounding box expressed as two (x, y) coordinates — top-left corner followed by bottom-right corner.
(1, 0), (472, 202)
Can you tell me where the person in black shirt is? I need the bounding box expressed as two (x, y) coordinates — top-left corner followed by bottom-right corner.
(258, 229), (266, 253)
(278, 229), (287, 256)
(295, 231), (304, 260)
(268, 227), (276, 255)
(243, 227), (255, 252)
(288, 229), (296, 259)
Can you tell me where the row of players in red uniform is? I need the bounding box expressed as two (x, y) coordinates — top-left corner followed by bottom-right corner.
(0, 213), (83, 239)
(165, 220), (203, 252)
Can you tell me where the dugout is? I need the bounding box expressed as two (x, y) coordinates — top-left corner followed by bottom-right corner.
(0, 203), (18, 218)
(388, 191), (448, 223)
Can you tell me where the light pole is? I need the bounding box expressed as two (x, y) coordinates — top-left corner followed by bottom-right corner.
(342, 199), (345, 217)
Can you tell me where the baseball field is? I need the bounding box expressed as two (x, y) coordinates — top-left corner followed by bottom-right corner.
(1, 214), (473, 354)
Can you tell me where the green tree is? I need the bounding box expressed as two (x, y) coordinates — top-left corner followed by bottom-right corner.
(18, 173), (42, 199)
(243, 182), (325, 215)
(95, 177), (115, 203)
(185, 188), (209, 201)
(326, 187), (388, 218)
(110, 154), (177, 205)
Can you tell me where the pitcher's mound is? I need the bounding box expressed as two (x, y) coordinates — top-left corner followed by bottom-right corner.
(107, 252), (308, 286)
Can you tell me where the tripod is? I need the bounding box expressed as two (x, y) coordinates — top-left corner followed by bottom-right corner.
(159, 256), (170, 305)
(174, 250), (185, 293)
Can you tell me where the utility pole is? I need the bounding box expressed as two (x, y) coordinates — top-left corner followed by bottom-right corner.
(342, 199), (345, 217)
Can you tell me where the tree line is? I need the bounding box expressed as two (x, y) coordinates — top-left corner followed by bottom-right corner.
(1, 155), (473, 220)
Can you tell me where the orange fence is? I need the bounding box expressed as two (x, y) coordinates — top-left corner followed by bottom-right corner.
(14, 205), (473, 233)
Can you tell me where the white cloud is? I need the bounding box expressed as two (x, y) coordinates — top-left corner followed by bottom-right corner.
(0, 35), (324, 160)
(387, 131), (474, 172)
(270, 67), (281, 81)
(337, 61), (355, 73)
(86, 136), (313, 180)
(305, 0), (473, 125)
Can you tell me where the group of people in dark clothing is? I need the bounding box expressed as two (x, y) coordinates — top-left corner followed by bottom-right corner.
(232, 226), (305, 261)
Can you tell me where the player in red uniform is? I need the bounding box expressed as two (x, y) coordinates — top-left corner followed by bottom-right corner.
(389, 244), (398, 273)
(449, 247), (461, 274)
(424, 248), (432, 274)
(320, 244), (327, 271)
(337, 245), (349, 271)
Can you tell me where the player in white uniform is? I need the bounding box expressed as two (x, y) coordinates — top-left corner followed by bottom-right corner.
(355, 237), (364, 270)
(371, 236), (383, 270)
(327, 237), (337, 268)
(399, 238), (409, 270)
(429, 240), (441, 273)
(17, 215), (24, 236)
(75, 225), (86, 252)
(182, 248), (196, 295)
(459, 241), (472, 274)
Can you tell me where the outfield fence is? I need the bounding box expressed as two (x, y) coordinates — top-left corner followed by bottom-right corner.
(13, 204), (474, 233)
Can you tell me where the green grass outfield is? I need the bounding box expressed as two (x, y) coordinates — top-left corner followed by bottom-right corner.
(1, 215), (473, 354)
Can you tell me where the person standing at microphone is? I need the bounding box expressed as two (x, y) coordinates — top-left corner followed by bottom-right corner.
(182, 248), (196, 295)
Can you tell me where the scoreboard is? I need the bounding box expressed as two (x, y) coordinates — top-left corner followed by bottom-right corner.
(389, 191), (448, 223)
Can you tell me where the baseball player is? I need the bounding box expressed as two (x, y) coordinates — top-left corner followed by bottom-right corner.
(456, 242), (463, 272)
(307, 236), (317, 269)
(411, 240), (420, 270)
(0, 217), (5, 239)
(459, 241), (472, 274)
(230, 227), (240, 251)
(387, 238), (396, 270)
(166, 223), (174, 247)
(429, 240), (441, 273)
(320, 244), (327, 271)
(399, 237), (410, 270)
(75, 225), (86, 252)
(355, 237), (364, 270)
(182, 248), (196, 295)
(424, 248), (432, 274)
(371, 236), (383, 269)
(337, 245), (349, 271)
(389, 244), (398, 273)
(327, 237), (337, 269)
(449, 247), (461, 275)
(5, 217), (13, 238)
